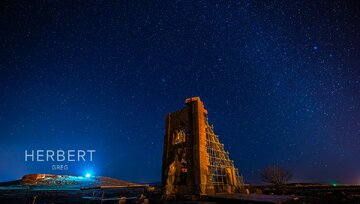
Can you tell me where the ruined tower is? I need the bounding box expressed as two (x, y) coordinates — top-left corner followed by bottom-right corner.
(161, 97), (243, 198)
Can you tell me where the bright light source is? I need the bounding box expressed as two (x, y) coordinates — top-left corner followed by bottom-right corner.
(85, 173), (91, 178)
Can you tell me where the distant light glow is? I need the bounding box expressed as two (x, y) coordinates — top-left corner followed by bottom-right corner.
(85, 173), (91, 178)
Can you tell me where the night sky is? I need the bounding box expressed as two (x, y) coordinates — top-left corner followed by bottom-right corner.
(1, 1), (360, 184)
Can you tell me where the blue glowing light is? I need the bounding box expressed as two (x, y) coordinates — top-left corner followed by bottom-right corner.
(85, 173), (91, 178)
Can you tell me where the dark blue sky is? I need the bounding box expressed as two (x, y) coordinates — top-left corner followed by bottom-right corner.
(1, 1), (360, 184)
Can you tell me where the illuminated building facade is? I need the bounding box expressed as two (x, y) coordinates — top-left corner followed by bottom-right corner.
(161, 97), (243, 198)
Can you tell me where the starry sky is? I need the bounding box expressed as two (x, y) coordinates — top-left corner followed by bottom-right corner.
(1, 1), (360, 184)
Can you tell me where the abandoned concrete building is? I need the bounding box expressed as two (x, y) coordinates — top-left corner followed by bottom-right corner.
(161, 97), (243, 198)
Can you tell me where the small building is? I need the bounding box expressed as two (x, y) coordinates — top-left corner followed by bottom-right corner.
(161, 97), (243, 199)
